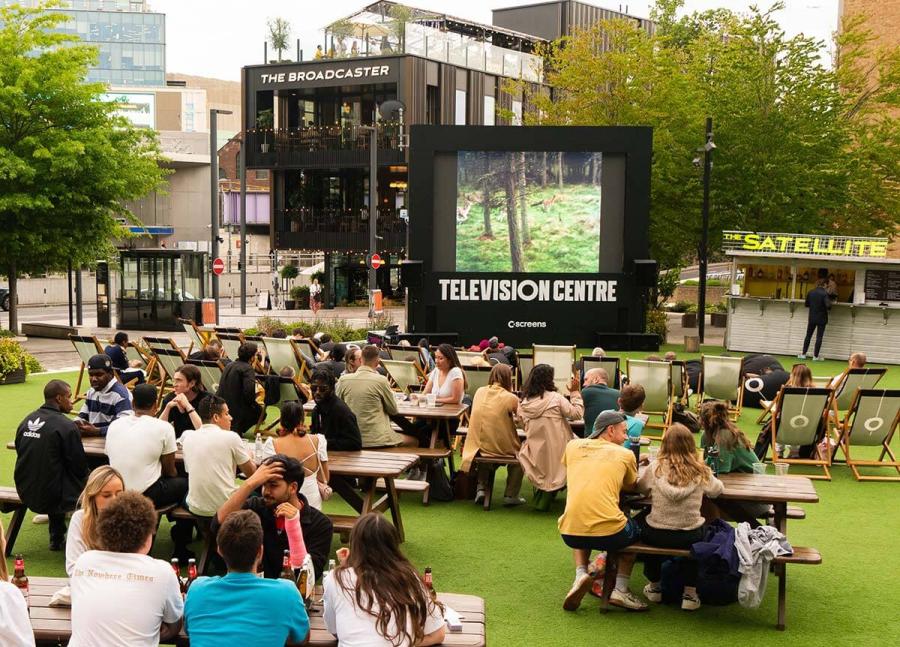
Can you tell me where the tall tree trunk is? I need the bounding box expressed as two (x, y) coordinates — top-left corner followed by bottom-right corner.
(517, 152), (531, 245)
(541, 152), (548, 187)
(557, 152), (564, 189)
(7, 263), (17, 335)
(481, 153), (493, 238)
(505, 157), (525, 272)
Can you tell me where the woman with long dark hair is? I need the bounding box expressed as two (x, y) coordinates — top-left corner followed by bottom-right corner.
(158, 364), (207, 437)
(517, 363), (583, 511)
(324, 513), (445, 647)
(422, 343), (466, 404)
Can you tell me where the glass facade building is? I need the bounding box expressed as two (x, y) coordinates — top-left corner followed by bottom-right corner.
(5, 0), (165, 86)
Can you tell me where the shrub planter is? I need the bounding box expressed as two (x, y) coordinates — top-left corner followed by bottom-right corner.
(710, 312), (728, 327)
(681, 313), (697, 329)
(0, 362), (26, 385)
(284, 299), (296, 310)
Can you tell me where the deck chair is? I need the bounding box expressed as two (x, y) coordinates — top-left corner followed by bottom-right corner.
(381, 359), (423, 394)
(255, 376), (308, 432)
(833, 389), (900, 481)
(179, 319), (207, 356)
(829, 368), (888, 435)
(185, 359), (224, 393)
(124, 341), (160, 388)
(533, 344), (576, 393)
(293, 339), (320, 366)
(262, 337), (310, 382)
(462, 365), (493, 399)
(698, 355), (745, 420)
(69, 335), (105, 401)
(216, 332), (243, 361)
(769, 386), (833, 480)
(517, 353), (534, 391)
(147, 346), (187, 402)
(456, 351), (485, 367)
(670, 360), (689, 405)
(625, 359), (673, 438)
(386, 345), (427, 377)
(580, 356), (621, 389)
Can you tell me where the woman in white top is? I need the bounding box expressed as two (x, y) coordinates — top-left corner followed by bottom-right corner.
(422, 343), (466, 404)
(65, 466), (125, 576)
(0, 518), (35, 647)
(324, 513), (445, 647)
(263, 401), (329, 509)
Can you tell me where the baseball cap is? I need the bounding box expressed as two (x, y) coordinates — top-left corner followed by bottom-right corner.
(87, 354), (113, 371)
(588, 410), (626, 439)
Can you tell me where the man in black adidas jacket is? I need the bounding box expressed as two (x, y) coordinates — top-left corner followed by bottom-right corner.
(14, 380), (89, 550)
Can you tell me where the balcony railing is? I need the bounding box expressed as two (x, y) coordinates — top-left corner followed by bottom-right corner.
(246, 124), (405, 169)
(274, 207), (406, 252)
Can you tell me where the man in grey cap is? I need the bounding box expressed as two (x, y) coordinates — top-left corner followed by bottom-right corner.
(75, 354), (133, 437)
(558, 410), (646, 612)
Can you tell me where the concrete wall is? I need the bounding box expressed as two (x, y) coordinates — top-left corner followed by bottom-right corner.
(670, 284), (729, 306)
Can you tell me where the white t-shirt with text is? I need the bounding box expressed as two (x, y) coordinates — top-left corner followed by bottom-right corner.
(323, 568), (444, 647)
(0, 581), (35, 647)
(105, 413), (177, 493)
(69, 550), (183, 647)
(181, 424), (251, 517)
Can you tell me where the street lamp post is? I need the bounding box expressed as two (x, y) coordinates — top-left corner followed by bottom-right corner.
(210, 108), (233, 323)
(697, 117), (715, 344)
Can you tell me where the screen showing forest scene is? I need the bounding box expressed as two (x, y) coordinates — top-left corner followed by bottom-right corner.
(455, 151), (602, 273)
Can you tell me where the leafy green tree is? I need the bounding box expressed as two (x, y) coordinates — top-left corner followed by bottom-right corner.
(268, 17), (291, 62)
(0, 2), (167, 332)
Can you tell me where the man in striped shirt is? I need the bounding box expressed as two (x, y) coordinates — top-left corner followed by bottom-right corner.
(75, 354), (132, 437)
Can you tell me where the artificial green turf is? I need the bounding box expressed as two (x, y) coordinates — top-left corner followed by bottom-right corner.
(2, 345), (899, 646)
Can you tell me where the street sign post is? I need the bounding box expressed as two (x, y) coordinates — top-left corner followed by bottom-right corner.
(212, 257), (225, 276)
(368, 253), (383, 270)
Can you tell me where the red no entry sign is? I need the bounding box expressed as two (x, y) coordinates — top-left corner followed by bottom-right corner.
(212, 258), (225, 275)
(370, 253), (383, 270)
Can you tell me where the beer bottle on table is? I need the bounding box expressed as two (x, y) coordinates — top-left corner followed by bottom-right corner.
(184, 558), (198, 595)
(12, 554), (29, 607)
(171, 558), (185, 597)
(423, 567), (436, 601)
(297, 567), (309, 602)
(280, 550), (294, 581)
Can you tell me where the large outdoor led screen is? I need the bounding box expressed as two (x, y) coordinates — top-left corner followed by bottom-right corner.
(455, 151), (602, 273)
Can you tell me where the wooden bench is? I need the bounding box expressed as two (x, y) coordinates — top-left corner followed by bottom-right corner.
(0, 486), (25, 557)
(472, 455), (521, 511)
(375, 478), (430, 505)
(370, 446), (450, 506)
(329, 514), (358, 543)
(603, 542), (821, 630)
(169, 506), (216, 575)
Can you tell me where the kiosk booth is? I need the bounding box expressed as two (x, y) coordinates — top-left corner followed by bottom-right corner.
(723, 231), (900, 364)
(117, 249), (207, 331)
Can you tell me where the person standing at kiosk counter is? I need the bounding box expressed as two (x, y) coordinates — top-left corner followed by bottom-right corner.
(799, 269), (832, 361)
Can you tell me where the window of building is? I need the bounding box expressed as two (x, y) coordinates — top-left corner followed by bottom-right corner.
(455, 89), (467, 125)
(484, 95), (496, 126)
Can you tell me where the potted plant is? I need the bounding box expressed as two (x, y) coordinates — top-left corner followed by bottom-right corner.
(710, 301), (728, 327)
(291, 285), (311, 309)
(681, 304), (697, 329)
(256, 109), (274, 153)
(0, 338), (29, 385)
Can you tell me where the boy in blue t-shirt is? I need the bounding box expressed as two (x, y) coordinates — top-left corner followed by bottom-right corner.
(185, 510), (309, 647)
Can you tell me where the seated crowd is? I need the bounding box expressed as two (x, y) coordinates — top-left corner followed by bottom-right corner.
(5, 335), (880, 644)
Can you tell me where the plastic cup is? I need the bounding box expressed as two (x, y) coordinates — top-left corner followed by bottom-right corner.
(774, 463), (790, 476)
(419, 396), (428, 408)
(752, 462), (767, 475)
(646, 447), (658, 462)
(426, 394), (437, 407)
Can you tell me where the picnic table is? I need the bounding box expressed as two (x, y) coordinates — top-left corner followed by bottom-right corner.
(26, 576), (486, 646)
(7, 439), (418, 543)
(715, 472), (819, 533)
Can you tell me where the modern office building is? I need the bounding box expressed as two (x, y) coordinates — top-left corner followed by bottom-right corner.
(242, 0), (546, 307)
(4, 0), (166, 86)
(492, 0), (655, 42)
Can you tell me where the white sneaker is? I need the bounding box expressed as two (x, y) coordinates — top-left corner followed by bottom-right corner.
(813, 356), (825, 362)
(609, 588), (649, 611)
(681, 592), (701, 611)
(796, 354), (807, 360)
(643, 582), (662, 603)
(474, 488), (485, 504)
(32, 514), (49, 524)
(502, 496), (526, 506)
(563, 574), (593, 611)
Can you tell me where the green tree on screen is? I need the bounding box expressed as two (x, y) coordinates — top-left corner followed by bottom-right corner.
(0, 2), (168, 332)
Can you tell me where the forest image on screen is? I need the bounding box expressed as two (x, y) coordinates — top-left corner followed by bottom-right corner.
(455, 151), (602, 273)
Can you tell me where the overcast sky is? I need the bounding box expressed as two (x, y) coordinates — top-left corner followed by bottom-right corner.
(151, 0), (840, 81)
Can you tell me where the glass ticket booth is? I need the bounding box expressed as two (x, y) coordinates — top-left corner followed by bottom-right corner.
(118, 250), (206, 331)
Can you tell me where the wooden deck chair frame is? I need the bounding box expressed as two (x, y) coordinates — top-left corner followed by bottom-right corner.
(517, 353), (534, 391)
(462, 365), (493, 400)
(293, 339), (320, 367)
(698, 355), (745, 420)
(381, 359), (423, 394)
(828, 368), (888, 436)
(216, 332), (244, 361)
(185, 359), (224, 393)
(625, 359), (673, 439)
(532, 344), (576, 393)
(178, 319), (207, 356)
(385, 345), (427, 378)
(68, 335), (105, 402)
(769, 386), (833, 480)
(833, 389), (900, 481)
(262, 337), (310, 382)
(255, 376), (307, 432)
(580, 356), (622, 390)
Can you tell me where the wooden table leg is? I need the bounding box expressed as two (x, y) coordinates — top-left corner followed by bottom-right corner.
(3, 506), (26, 557)
(776, 563), (787, 630)
(383, 477), (405, 542)
(331, 475), (365, 514)
(773, 502), (787, 535)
